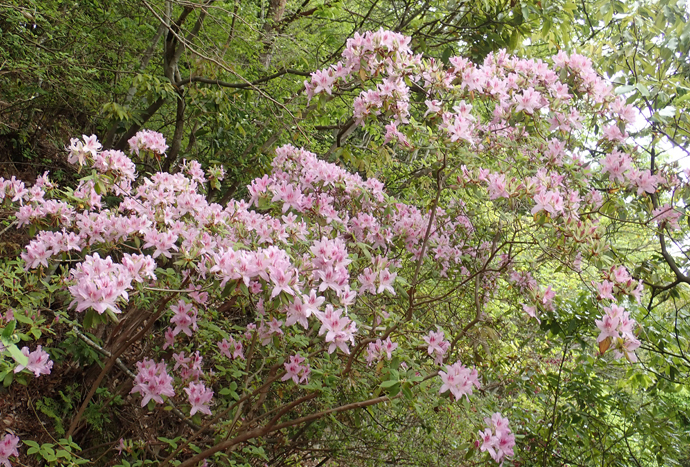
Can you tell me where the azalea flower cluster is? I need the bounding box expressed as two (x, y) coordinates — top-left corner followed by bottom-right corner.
(595, 304), (641, 362)
(184, 382), (214, 416)
(365, 337), (398, 364)
(652, 203), (683, 230)
(600, 148), (668, 198)
(67, 253), (133, 314)
(130, 359), (176, 407)
(438, 360), (480, 401)
(478, 413), (516, 464)
(67, 134), (138, 193)
(127, 129), (169, 156)
(423, 330), (450, 365)
(518, 283), (556, 324)
(6, 129), (490, 421)
(169, 300), (199, 336)
(173, 351), (204, 381)
(594, 265), (643, 303)
(304, 30), (418, 128)
(285, 290), (324, 329)
(303, 27), (686, 290)
(218, 336), (245, 360)
(316, 305), (357, 354)
(281, 354), (311, 384)
(67, 134), (102, 166)
(16, 197), (75, 230)
(357, 258), (397, 296)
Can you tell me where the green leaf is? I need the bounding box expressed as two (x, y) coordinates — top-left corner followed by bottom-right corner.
(8, 344), (28, 367)
(402, 385), (413, 400)
(14, 313), (33, 325)
(1, 320), (16, 340)
(356, 242), (372, 260)
(380, 379), (399, 388)
(615, 85), (636, 95)
(658, 106), (676, 117)
(83, 309), (95, 329)
(105, 309), (120, 324)
(441, 46), (453, 65)
(636, 83), (651, 97)
(3, 372), (13, 387)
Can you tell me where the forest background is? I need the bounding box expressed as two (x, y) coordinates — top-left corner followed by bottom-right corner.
(1, 0), (690, 466)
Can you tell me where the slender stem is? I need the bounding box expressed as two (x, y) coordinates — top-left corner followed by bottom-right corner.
(542, 342), (570, 466)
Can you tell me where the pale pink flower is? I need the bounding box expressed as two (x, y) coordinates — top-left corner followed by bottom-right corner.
(13, 345), (53, 377)
(130, 359), (175, 406)
(479, 413), (515, 464)
(185, 382), (213, 416)
(169, 300), (198, 337)
(522, 304), (540, 323)
(596, 280), (615, 300)
(68, 253), (132, 314)
(128, 130), (168, 155)
(438, 361), (480, 401)
(651, 204), (682, 230)
(0, 434), (20, 467)
(281, 354), (310, 384)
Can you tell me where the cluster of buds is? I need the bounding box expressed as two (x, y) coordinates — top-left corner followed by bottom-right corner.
(562, 218), (603, 244)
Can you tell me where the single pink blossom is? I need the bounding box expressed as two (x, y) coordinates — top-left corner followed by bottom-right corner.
(13, 345), (53, 377)
(0, 434), (20, 467)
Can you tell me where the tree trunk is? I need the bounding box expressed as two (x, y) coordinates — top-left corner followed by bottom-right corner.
(260, 0), (288, 68)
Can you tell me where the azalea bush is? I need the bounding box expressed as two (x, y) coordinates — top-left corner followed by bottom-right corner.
(0, 29), (688, 467)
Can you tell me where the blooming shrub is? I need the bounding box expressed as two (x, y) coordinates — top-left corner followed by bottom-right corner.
(0, 28), (688, 466)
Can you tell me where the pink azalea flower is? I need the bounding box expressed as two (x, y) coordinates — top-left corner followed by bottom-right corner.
(218, 338), (233, 359)
(13, 345), (53, 377)
(651, 204), (682, 230)
(377, 269), (397, 295)
(478, 428), (498, 460)
(424, 330), (450, 364)
(595, 313), (620, 343)
(0, 434), (20, 467)
(68, 253), (133, 314)
(169, 300), (198, 337)
(596, 280), (615, 300)
(281, 354), (310, 384)
(522, 304), (540, 323)
(438, 361), (480, 401)
(128, 130), (168, 155)
(130, 359), (175, 407)
(185, 382), (214, 416)
(315, 305), (357, 354)
(513, 87), (543, 114)
(163, 328), (175, 350)
(479, 413), (515, 464)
